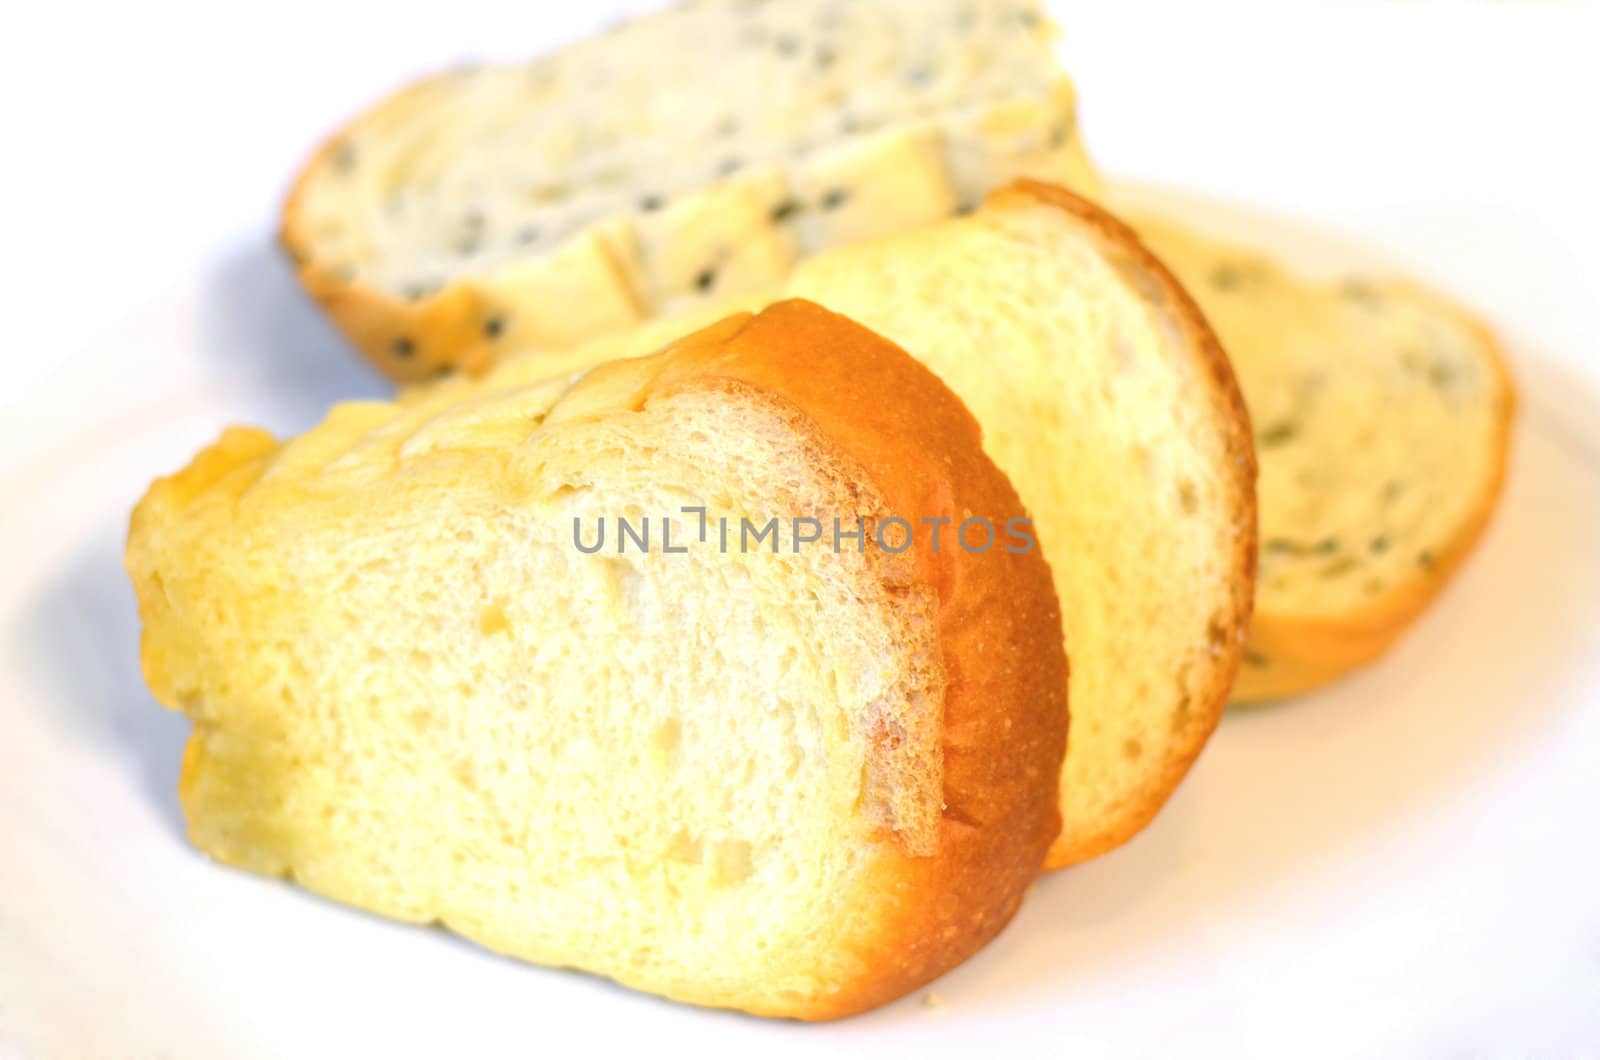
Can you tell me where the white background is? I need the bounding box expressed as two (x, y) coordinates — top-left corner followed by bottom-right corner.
(2, 2), (1599, 1057)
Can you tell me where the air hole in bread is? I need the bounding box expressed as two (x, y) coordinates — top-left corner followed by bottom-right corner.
(651, 717), (684, 776)
(667, 829), (702, 866)
(478, 602), (512, 636)
(711, 839), (755, 886)
(603, 558), (644, 612)
(1169, 691), (1193, 733)
(1177, 478), (1198, 515)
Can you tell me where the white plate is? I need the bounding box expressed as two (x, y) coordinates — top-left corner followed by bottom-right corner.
(3, 4), (1599, 1057)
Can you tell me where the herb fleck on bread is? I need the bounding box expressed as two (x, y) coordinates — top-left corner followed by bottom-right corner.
(281, 0), (1099, 381)
(1133, 215), (1516, 701)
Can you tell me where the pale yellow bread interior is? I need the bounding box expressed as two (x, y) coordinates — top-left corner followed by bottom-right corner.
(442, 184), (1258, 868)
(1131, 214), (1516, 701)
(125, 301), (1067, 1018)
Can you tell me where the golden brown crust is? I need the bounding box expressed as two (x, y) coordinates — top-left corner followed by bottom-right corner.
(635, 301), (1068, 1018)
(995, 181), (1258, 868)
(1233, 292), (1517, 702)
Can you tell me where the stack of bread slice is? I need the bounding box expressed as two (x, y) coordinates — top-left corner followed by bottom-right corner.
(126, 0), (1514, 1020)
(446, 182), (1258, 868)
(280, 0), (1512, 707)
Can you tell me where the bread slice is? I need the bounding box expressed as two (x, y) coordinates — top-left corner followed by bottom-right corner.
(281, 0), (1100, 381)
(433, 183), (1258, 868)
(125, 300), (1067, 1019)
(1130, 215), (1516, 701)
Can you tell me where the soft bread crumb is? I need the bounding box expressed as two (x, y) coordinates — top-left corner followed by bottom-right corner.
(125, 301), (1067, 1019)
(458, 184), (1259, 870)
(1133, 214), (1516, 701)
